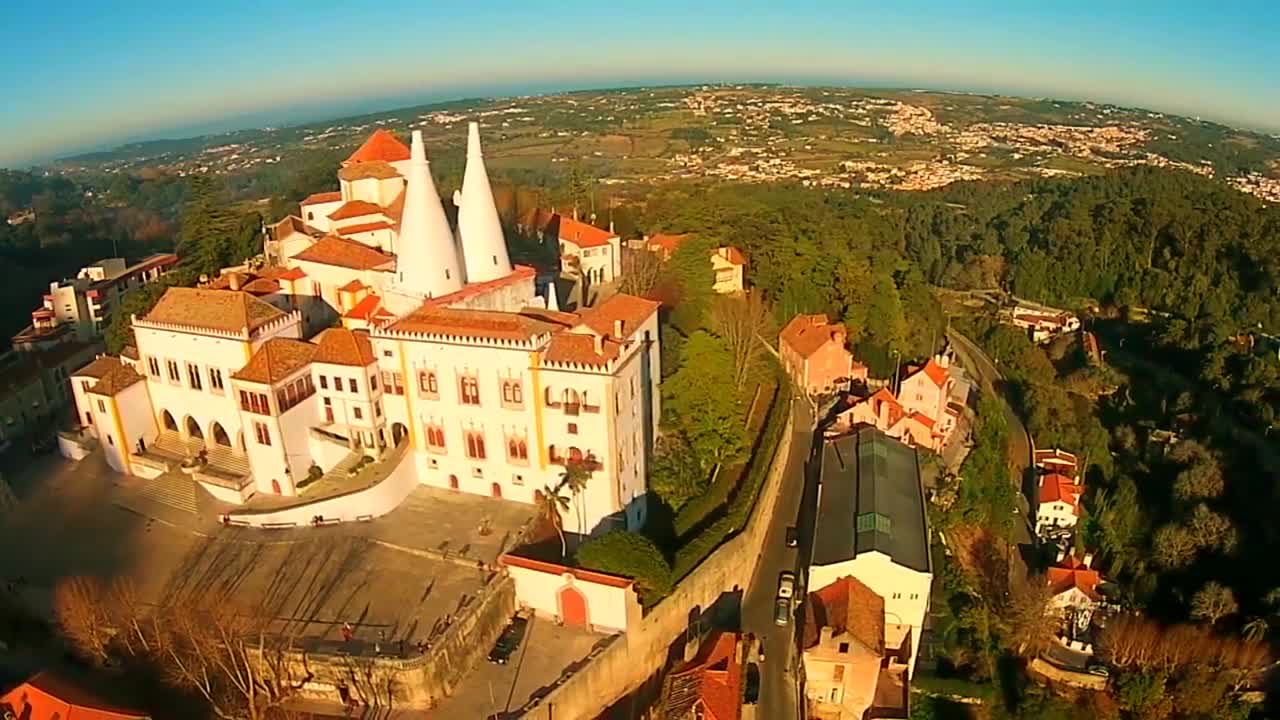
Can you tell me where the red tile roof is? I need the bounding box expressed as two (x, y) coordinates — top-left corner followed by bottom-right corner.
(344, 293), (391, 322)
(388, 306), (559, 343)
(1039, 473), (1082, 510)
(313, 328), (376, 367)
(338, 279), (367, 293)
(1034, 448), (1078, 473)
(780, 314), (845, 359)
(328, 200), (385, 221)
(663, 631), (742, 720)
(423, 265), (537, 309)
(73, 356), (123, 380)
(542, 332), (623, 367)
(907, 411), (936, 430)
(1047, 555), (1102, 601)
(577, 293), (661, 339)
(336, 221), (394, 237)
(345, 129), (410, 165)
(292, 235), (395, 271)
(84, 359), (144, 397)
(646, 233), (689, 258)
(0, 671), (150, 720)
(802, 575), (885, 655)
(715, 246), (746, 266)
(500, 553), (635, 589)
(143, 288), (285, 334)
(904, 357), (949, 387)
(338, 161), (402, 182)
(301, 191), (342, 206)
(556, 215), (616, 248)
(273, 266), (308, 281)
(231, 338), (316, 384)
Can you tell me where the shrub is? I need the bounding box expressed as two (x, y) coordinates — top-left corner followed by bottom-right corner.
(578, 530), (673, 603)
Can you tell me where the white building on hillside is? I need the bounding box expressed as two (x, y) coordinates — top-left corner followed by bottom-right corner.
(67, 124), (662, 535)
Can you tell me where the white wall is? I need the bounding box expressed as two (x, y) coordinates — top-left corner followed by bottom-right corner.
(136, 325), (252, 455)
(504, 559), (639, 633)
(227, 448), (417, 527)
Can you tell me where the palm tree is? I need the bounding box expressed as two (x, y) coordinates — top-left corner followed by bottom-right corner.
(560, 457), (593, 537)
(1243, 616), (1269, 642)
(536, 485), (571, 558)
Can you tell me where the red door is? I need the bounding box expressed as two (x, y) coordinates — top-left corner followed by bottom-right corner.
(559, 586), (588, 627)
(271, 479), (282, 495)
(324, 406), (334, 423)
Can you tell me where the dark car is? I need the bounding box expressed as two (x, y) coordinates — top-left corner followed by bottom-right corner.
(785, 526), (799, 547)
(744, 663), (761, 705)
(487, 615), (529, 664)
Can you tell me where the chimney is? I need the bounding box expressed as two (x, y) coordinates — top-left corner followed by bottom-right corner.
(572, 205), (579, 222)
(937, 353), (950, 369)
(819, 626), (835, 646)
(228, 273), (242, 291)
(593, 334), (604, 355)
(1082, 553), (1094, 569)
(613, 319), (624, 338)
(609, 219), (616, 234)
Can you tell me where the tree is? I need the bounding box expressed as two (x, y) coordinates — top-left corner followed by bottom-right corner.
(105, 281), (170, 354)
(1190, 582), (1238, 626)
(560, 457), (593, 537)
(619, 247), (661, 297)
(1152, 523), (1197, 569)
(648, 435), (708, 512)
(577, 530), (673, 602)
(1186, 503), (1237, 553)
(1170, 441), (1225, 501)
(178, 176), (241, 277)
(664, 235), (716, 332)
(54, 576), (113, 664)
(536, 485), (571, 558)
(709, 290), (772, 388)
(662, 331), (748, 470)
(1004, 574), (1057, 657)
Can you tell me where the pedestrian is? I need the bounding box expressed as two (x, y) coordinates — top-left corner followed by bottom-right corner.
(375, 629), (385, 654)
(341, 622), (353, 643)
(416, 640), (427, 655)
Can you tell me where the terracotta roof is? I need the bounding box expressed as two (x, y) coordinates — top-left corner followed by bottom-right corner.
(423, 265), (536, 309)
(518, 307), (580, 328)
(802, 575), (885, 655)
(907, 411), (936, 430)
(388, 306), (559, 343)
(313, 328), (375, 367)
(344, 293), (390, 322)
(328, 200), (385, 221)
(338, 161), (401, 182)
(1034, 448), (1078, 472)
(336, 221), (394, 237)
(345, 129), (410, 165)
(272, 215), (323, 240)
(716, 246), (746, 266)
(143, 288), (285, 334)
(87, 359), (144, 396)
(1047, 555), (1102, 601)
(120, 346), (139, 361)
(542, 332), (623, 367)
(917, 358), (950, 387)
(0, 671), (150, 720)
(647, 233), (689, 256)
(384, 187), (406, 223)
(555, 215), (617, 249)
(780, 314), (845, 359)
(292, 235), (395, 271)
(274, 266), (308, 281)
(301, 191), (342, 206)
(240, 278), (280, 296)
(662, 631), (741, 720)
(231, 338), (316, 384)
(73, 356), (123, 380)
(577, 293), (660, 339)
(1039, 473), (1082, 509)
(338, 279), (367, 293)
(500, 553), (634, 589)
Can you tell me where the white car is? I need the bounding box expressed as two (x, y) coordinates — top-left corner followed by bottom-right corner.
(777, 571), (796, 600)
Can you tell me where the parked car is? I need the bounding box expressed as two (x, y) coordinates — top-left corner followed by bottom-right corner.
(777, 571), (796, 599)
(1086, 662), (1110, 678)
(487, 615), (529, 664)
(744, 663), (761, 705)
(774, 598), (790, 626)
(785, 526), (799, 547)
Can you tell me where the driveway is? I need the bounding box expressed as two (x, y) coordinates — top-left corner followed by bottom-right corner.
(740, 397), (817, 720)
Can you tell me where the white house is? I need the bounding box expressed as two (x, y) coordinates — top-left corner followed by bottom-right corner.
(809, 428), (933, 675)
(1035, 472), (1082, 537)
(519, 209), (623, 287)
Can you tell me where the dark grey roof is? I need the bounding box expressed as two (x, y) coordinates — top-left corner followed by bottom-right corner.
(812, 427), (932, 573)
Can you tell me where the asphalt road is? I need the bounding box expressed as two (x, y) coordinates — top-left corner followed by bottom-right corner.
(946, 328), (1035, 546)
(741, 396), (817, 720)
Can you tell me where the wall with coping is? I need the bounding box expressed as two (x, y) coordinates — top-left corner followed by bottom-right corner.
(517, 405), (797, 719)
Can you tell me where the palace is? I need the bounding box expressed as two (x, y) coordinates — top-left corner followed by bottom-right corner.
(67, 124), (661, 534)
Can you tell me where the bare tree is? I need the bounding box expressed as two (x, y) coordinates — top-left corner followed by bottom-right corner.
(709, 291), (772, 387)
(54, 577), (114, 664)
(1003, 573), (1057, 656)
(336, 653), (398, 712)
(619, 248), (661, 297)
(1191, 582), (1239, 626)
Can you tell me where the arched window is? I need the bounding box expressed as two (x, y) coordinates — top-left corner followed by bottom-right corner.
(517, 440), (528, 459)
(465, 430), (486, 459)
(502, 382), (513, 403)
(512, 382), (523, 404)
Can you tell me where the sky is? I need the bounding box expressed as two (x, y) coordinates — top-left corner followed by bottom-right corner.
(1, 0), (1277, 168)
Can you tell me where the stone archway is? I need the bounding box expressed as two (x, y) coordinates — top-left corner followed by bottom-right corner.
(391, 422), (408, 446)
(210, 421), (231, 447)
(160, 410), (177, 432)
(448, 474), (459, 490)
(559, 585), (588, 627)
(184, 416), (203, 441)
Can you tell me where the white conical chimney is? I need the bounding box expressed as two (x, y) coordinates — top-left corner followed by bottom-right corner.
(396, 130), (463, 298)
(456, 122), (513, 283)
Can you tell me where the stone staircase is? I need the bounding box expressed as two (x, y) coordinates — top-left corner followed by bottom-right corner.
(115, 471), (200, 516)
(299, 451), (365, 495)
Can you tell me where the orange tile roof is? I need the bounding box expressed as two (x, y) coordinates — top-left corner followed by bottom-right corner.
(240, 278), (280, 296)
(345, 129), (410, 165)
(919, 358), (949, 387)
(555, 215), (617, 248)
(274, 266), (308, 281)
(328, 200), (385, 221)
(292, 235), (395, 271)
(663, 631), (742, 720)
(338, 161), (402, 182)
(715, 246), (746, 266)
(0, 671), (150, 720)
(344, 293), (391, 322)
(89, 361), (145, 396)
(1047, 555), (1102, 601)
(577, 293), (660, 338)
(803, 575), (884, 654)
(423, 265), (536, 308)
(300, 191), (342, 206)
(143, 288), (285, 334)
(780, 314), (845, 359)
(647, 233), (689, 257)
(337, 279), (367, 293)
(388, 306), (559, 343)
(542, 332), (623, 367)
(1034, 448), (1078, 473)
(500, 553), (634, 589)
(313, 328), (376, 366)
(72, 356), (122, 380)
(518, 307), (580, 328)
(907, 411), (936, 430)
(231, 338), (316, 384)
(1039, 473), (1082, 509)
(336, 221), (394, 237)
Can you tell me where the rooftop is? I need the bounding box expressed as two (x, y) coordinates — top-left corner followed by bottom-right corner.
(142, 287), (285, 335)
(802, 575), (885, 655)
(1039, 473), (1082, 509)
(662, 631), (741, 720)
(231, 338), (317, 384)
(89, 360), (145, 397)
(291, 235), (396, 271)
(1047, 554), (1102, 601)
(812, 427), (931, 573)
(0, 671), (150, 720)
(338, 161), (401, 182)
(300, 191), (342, 206)
(312, 328), (376, 367)
(328, 199), (385, 221)
(344, 128), (410, 165)
(576, 293), (661, 339)
(387, 306), (560, 344)
(780, 313), (845, 359)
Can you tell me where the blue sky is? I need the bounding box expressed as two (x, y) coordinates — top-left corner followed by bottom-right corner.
(1, 0), (1277, 167)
